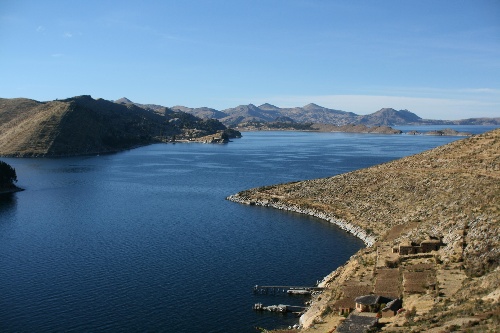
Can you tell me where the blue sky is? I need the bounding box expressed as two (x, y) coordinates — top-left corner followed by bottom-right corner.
(1, 0), (499, 119)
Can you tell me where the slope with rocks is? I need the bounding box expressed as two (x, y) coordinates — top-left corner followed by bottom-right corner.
(228, 129), (500, 331)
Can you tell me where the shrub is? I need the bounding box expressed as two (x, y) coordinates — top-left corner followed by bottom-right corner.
(0, 160), (17, 187)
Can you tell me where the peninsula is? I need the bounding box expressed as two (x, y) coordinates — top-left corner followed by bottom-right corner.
(228, 129), (500, 332)
(0, 96), (240, 157)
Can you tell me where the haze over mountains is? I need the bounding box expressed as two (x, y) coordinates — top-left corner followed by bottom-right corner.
(115, 98), (500, 127)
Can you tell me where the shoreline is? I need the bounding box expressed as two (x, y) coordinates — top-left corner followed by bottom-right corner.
(226, 193), (373, 329)
(226, 194), (376, 247)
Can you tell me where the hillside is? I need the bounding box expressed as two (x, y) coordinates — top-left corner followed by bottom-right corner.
(0, 96), (237, 157)
(228, 129), (500, 332)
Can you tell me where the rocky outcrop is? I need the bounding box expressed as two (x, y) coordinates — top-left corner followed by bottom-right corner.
(425, 128), (473, 136)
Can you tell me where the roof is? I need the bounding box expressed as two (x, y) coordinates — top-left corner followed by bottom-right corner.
(355, 295), (380, 305)
(336, 313), (378, 333)
(421, 239), (441, 244)
(355, 294), (395, 306)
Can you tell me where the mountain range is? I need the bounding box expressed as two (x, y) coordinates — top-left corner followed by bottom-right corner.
(117, 99), (499, 127)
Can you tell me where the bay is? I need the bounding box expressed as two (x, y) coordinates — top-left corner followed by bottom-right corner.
(0, 127), (496, 332)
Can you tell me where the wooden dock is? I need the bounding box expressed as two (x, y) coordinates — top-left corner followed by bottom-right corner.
(253, 285), (323, 295)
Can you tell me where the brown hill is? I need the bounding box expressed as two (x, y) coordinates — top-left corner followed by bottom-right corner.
(228, 129), (500, 331)
(0, 96), (236, 157)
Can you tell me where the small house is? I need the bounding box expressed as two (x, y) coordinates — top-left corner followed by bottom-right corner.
(333, 298), (355, 315)
(355, 295), (395, 313)
(420, 238), (442, 252)
(396, 237), (443, 256)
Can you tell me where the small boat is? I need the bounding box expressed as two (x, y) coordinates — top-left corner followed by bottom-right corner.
(287, 289), (311, 295)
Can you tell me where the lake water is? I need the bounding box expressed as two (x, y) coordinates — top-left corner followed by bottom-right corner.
(0, 127), (497, 332)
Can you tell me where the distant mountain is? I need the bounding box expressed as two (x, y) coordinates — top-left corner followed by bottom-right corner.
(114, 97), (134, 104)
(115, 97), (166, 115)
(357, 108), (422, 126)
(114, 98), (499, 127)
(258, 103), (280, 111)
(220, 104), (282, 126)
(0, 96), (237, 157)
(171, 105), (227, 120)
(212, 103), (357, 126)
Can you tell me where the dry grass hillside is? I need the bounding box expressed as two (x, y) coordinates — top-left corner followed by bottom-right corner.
(229, 129), (500, 332)
(0, 98), (71, 156)
(0, 96), (236, 157)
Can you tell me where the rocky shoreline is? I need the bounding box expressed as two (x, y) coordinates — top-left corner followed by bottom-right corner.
(226, 194), (376, 247)
(225, 193), (375, 329)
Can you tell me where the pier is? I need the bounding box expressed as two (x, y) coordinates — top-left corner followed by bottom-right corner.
(253, 285), (323, 295)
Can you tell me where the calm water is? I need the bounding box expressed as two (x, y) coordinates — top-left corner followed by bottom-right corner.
(0, 127), (496, 332)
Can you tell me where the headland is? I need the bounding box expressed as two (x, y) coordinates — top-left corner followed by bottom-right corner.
(228, 129), (500, 332)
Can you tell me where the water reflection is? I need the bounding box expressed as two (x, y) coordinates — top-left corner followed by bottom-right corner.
(57, 165), (96, 173)
(0, 193), (18, 216)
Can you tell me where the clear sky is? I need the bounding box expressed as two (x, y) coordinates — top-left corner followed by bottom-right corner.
(1, 0), (499, 119)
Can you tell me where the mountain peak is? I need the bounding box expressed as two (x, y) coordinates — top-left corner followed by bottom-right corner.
(377, 108), (398, 113)
(303, 103), (324, 110)
(115, 97), (134, 104)
(259, 103), (280, 110)
(359, 108), (422, 125)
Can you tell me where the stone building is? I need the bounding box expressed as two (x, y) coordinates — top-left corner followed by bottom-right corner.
(392, 237), (442, 255)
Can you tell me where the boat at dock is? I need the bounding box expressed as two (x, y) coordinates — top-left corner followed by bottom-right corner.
(253, 303), (306, 314)
(253, 285), (323, 295)
(287, 289), (311, 295)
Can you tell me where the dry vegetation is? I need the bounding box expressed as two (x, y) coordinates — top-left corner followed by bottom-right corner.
(0, 96), (237, 157)
(231, 129), (500, 332)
